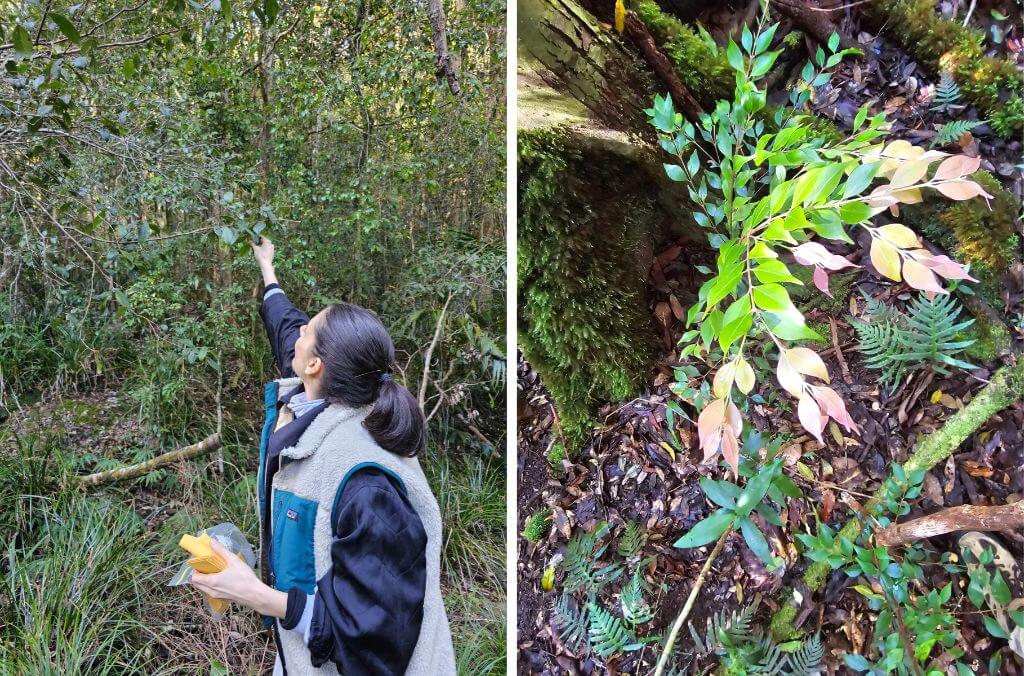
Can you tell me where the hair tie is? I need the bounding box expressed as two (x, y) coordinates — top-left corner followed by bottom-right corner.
(380, 372), (393, 383)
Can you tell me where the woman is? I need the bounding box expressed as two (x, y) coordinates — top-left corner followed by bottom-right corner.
(189, 237), (456, 676)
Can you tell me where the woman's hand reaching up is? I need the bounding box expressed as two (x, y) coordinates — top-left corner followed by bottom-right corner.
(252, 236), (279, 287)
(189, 537), (288, 619)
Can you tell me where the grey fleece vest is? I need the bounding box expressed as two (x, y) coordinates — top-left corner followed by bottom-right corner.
(265, 378), (455, 675)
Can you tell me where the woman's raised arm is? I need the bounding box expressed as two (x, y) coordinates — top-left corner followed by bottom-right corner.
(253, 237), (310, 378)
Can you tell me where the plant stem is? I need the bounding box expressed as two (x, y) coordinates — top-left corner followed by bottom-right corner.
(654, 526), (732, 676)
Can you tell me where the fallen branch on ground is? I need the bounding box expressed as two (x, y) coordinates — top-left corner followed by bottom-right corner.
(876, 500), (1024, 547)
(76, 433), (222, 488)
(771, 358), (1024, 639)
(624, 12), (703, 121)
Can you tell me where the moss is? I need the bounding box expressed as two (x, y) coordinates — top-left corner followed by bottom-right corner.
(547, 441), (567, 470)
(791, 265), (859, 319)
(863, 0), (1024, 137)
(522, 510), (551, 542)
(518, 128), (657, 444)
(635, 1), (733, 108)
(907, 170), (1020, 306)
(56, 399), (102, 425)
(961, 309), (1012, 362)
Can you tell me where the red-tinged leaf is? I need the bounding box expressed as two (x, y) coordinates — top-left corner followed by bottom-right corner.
(935, 179), (992, 201)
(792, 242), (858, 270)
(902, 258), (948, 294)
(916, 253), (978, 281)
(702, 427), (723, 463)
(798, 395), (825, 442)
(810, 385), (858, 432)
(866, 184), (899, 209)
(813, 267), (831, 297)
(785, 347), (830, 382)
(721, 427), (740, 478)
(725, 400), (743, 438)
(697, 398), (726, 451)
(933, 154), (981, 181)
(776, 352), (805, 398)
(869, 238), (902, 281)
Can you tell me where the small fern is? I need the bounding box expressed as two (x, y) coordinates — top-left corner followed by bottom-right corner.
(564, 523), (623, 593)
(930, 71), (961, 111)
(619, 571), (655, 626)
(617, 520), (646, 559)
(852, 290), (976, 390)
(784, 633), (825, 676)
(931, 119), (984, 147)
(588, 602), (643, 657)
(688, 603), (756, 656)
(551, 593), (589, 649)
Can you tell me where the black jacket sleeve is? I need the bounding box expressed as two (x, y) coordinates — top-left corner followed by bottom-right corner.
(259, 283), (310, 378)
(304, 468), (427, 675)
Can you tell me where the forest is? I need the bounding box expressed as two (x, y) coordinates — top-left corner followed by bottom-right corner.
(517, 0), (1023, 673)
(1, 0), (505, 673)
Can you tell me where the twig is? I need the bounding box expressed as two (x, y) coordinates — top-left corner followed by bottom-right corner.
(829, 317), (852, 385)
(418, 293), (454, 409)
(962, 0), (977, 27)
(76, 433), (222, 487)
(654, 527), (732, 676)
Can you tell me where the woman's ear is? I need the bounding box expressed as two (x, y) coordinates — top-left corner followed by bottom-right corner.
(305, 356), (323, 378)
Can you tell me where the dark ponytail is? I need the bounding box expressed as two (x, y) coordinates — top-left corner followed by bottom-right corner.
(313, 303), (425, 457)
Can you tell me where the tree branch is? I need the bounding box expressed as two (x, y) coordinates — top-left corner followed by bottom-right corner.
(426, 0), (462, 96)
(418, 293), (454, 409)
(876, 501), (1024, 547)
(76, 433), (222, 487)
(623, 12), (703, 121)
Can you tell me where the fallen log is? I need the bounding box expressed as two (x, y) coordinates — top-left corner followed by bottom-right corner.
(624, 11), (703, 121)
(876, 501), (1024, 547)
(76, 432), (222, 488)
(771, 0), (859, 51)
(771, 358), (1024, 639)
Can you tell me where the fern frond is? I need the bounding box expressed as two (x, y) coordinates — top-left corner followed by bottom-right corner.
(931, 119), (984, 147)
(930, 72), (961, 111)
(785, 633), (825, 676)
(551, 593), (589, 649)
(588, 602), (642, 657)
(617, 520), (646, 558)
(564, 525), (624, 593)
(691, 603), (756, 657)
(620, 571), (655, 626)
(749, 636), (786, 674)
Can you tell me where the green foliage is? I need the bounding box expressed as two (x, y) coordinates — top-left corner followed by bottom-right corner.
(563, 522), (624, 594)
(551, 593), (590, 650)
(685, 602), (823, 675)
(675, 437), (797, 569)
(518, 128), (656, 443)
(929, 72), (962, 111)
(799, 464), (970, 674)
(635, 1), (733, 106)
(617, 520), (646, 559)
(930, 119), (983, 147)
(851, 290), (976, 390)
(647, 17), (986, 463)
(522, 510), (551, 542)
(619, 571), (655, 627)
(962, 546), (1023, 642)
(588, 602), (643, 657)
(864, 0), (1024, 137)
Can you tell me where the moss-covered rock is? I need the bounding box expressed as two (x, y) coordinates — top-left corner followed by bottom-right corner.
(519, 127), (661, 443)
(863, 0), (1024, 137)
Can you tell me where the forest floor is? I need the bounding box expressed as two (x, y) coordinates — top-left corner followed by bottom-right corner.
(517, 1), (1024, 672)
(1, 385), (505, 675)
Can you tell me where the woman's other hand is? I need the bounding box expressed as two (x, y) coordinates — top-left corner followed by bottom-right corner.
(189, 537), (288, 618)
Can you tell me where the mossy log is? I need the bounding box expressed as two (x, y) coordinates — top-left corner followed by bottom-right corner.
(876, 500), (1024, 547)
(76, 433), (222, 487)
(771, 359), (1024, 640)
(862, 0), (1024, 137)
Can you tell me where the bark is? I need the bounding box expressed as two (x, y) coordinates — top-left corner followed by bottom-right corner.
(876, 501), (1024, 548)
(76, 433), (222, 488)
(772, 359), (1024, 639)
(623, 11), (702, 121)
(771, 0), (859, 51)
(427, 0), (462, 96)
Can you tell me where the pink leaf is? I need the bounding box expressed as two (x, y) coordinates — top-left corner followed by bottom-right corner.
(797, 395), (825, 443)
(792, 242), (858, 271)
(721, 427), (740, 478)
(813, 267), (832, 297)
(902, 258), (948, 294)
(810, 385), (858, 432)
(726, 400), (743, 438)
(935, 179), (992, 201)
(915, 253), (978, 282)
(697, 398), (726, 452)
(933, 154), (981, 182)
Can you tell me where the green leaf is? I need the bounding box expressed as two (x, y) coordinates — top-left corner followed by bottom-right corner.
(750, 52), (778, 78)
(844, 654), (871, 671)
(718, 315), (753, 354)
(706, 263), (743, 309)
(726, 40), (744, 71)
(751, 283), (794, 314)
(839, 201), (872, 224)
(843, 161), (881, 199)
(982, 615), (1009, 639)
(700, 478), (740, 508)
(13, 25), (32, 59)
(753, 259), (801, 285)
(991, 570), (1012, 606)
(50, 13), (81, 43)
(735, 461), (778, 517)
(738, 516), (772, 562)
(753, 24), (779, 55)
(674, 508), (734, 549)
(763, 310), (821, 341)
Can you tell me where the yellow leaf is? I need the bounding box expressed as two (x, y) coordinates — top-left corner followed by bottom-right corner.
(890, 160), (929, 189)
(659, 441), (676, 461)
(776, 352), (806, 398)
(785, 347), (830, 382)
(713, 360), (737, 398)
(930, 389), (943, 404)
(541, 564), (555, 591)
(734, 358), (756, 394)
(891, 187), (923, 204)
(870, 238), (902, 281)
(614, 0), (625, 32)
(796, 461), (814, 480)
(877, 223), (919, 248)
